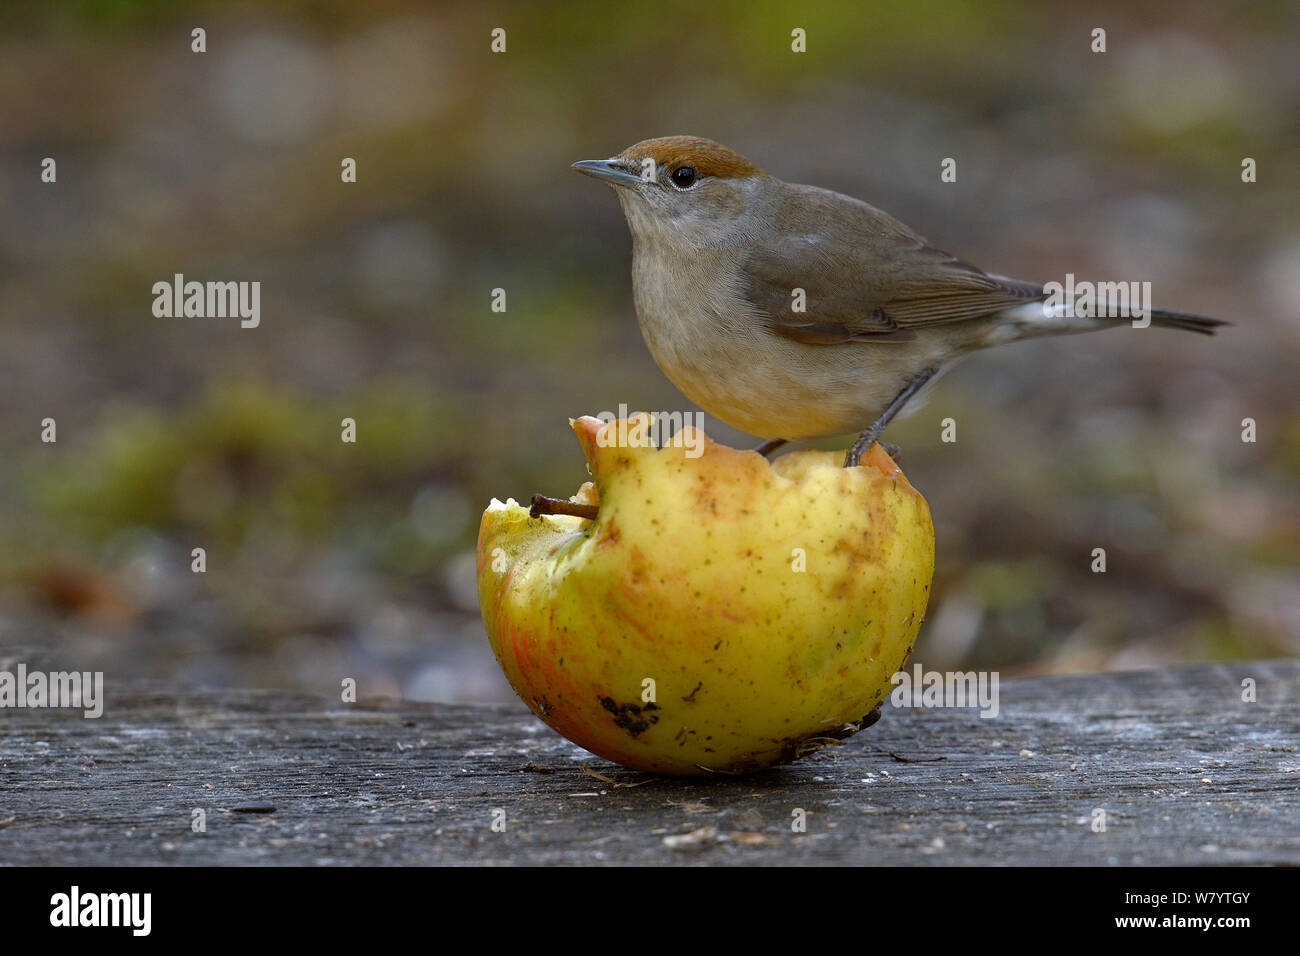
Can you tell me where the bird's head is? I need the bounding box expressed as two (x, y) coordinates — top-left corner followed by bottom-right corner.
(572, 136), (769, 250)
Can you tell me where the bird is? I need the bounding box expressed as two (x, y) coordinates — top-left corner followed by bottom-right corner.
(572, 135), (1226, 466)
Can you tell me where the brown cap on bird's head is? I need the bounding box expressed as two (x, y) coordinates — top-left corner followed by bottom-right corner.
(615, 136), (764, 180)
(572, 135), (766, 189)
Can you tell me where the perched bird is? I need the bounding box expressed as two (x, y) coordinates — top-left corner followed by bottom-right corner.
(573, 136), (1226, 465)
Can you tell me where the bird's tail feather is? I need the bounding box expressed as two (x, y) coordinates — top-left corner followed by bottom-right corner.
(1149, 309), (1230, 335)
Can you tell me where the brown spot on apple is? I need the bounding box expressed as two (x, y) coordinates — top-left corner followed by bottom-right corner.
(598, 696), (661, 738)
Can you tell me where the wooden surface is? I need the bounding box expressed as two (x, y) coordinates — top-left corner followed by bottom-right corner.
(1, 660), (1297, 865)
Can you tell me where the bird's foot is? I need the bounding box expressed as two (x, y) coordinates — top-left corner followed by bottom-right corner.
(844, 440), (902, 467)
(844, 430), (898, 467)
(753, 438), (788, 459)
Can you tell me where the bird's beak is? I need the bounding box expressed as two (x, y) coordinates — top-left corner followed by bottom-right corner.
(571, 158), (644, 188)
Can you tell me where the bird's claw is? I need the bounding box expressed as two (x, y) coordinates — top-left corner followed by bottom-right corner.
(843, 439), (901, 468)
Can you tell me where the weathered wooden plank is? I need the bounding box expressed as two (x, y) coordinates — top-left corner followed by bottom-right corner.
(1, 660), (1295, 865)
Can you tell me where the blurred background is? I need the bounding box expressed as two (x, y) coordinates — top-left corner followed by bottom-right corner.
(1, 0), (1297, 702)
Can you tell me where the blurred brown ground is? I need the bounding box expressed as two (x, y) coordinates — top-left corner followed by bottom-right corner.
(0, 0), (1296, 701)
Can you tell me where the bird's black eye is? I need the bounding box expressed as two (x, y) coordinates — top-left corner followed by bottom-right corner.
(670, 165), (697, 189)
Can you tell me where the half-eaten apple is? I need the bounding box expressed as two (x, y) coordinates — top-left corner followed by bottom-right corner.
(477, 415), (933, 776)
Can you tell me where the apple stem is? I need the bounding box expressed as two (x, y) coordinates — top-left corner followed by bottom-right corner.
(530, 494), (598, 521)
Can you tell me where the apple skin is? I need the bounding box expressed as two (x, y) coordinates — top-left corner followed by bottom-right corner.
(477, 415), (934, 777)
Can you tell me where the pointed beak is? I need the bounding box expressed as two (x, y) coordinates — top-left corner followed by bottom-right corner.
(571, 158), (644, 188)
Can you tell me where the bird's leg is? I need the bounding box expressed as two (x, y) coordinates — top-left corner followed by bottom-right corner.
(843, 368), (939, 468)
(753, 438), (788, 458)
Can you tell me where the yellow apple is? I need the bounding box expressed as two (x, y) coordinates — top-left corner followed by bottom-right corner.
(477, 415), (933, 776)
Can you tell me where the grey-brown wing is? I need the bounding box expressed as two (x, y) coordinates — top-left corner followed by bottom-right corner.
(740, 188), (1046, 344)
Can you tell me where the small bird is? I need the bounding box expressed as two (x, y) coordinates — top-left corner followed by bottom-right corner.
(573, 136), (1226, 466)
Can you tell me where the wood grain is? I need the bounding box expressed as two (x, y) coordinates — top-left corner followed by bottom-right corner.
(1, 660), (1295, 865)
